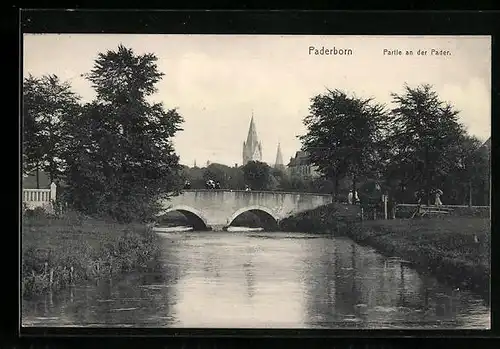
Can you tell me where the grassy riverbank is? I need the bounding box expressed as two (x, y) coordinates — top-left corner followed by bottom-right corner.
(350, 217), (490, 299)
(22, 210), (161, 298)
(279, 204), (490, 299)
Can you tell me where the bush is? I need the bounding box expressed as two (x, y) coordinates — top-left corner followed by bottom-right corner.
(23, 206), (52, 219)
(279, 202), (360, 232)
(21, 213), (161, 298)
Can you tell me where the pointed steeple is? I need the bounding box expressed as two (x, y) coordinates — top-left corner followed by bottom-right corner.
(246, 112), (259, 147)
(275, 142), (284, 169)
(242, 111), (263, 165)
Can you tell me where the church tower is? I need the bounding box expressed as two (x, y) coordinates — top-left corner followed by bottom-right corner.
(274, 142), (285, 170)
(242, 113), (263, 165)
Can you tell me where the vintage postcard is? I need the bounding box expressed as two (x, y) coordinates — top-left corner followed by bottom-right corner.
(22, 34), (491, 329)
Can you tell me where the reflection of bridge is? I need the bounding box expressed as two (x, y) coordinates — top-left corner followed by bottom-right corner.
(159, 189), (333, 231)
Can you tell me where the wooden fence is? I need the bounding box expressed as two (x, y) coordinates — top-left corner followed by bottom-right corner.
(22, 182), (57, 212)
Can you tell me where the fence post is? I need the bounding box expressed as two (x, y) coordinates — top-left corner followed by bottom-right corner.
(49, 182), (57, 213)
(50, 182), (57, 201)
(383, 195), (388, 220)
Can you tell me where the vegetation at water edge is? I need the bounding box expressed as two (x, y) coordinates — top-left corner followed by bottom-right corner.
(348, 217), (490, 300)
(22, 209), (161, 298)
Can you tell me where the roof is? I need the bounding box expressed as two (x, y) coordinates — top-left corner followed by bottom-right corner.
(481, 137), (491, 151)
(287, 151), (312, 167)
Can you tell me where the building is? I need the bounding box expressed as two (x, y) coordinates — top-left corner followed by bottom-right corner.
(481, 137), (491, 152)
(242, 114), (263, 165)
(287, 151), (321, 179)
(274, 143), (285, 170)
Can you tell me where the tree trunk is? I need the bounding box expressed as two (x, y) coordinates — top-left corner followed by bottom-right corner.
(351, 173), (357, 205)
(468, 180), (473, 207)
(36, 164), (40, 189)
(400, 182), (405, 204)
(425, 147), (430, 206)
(333, 176), (339, 202)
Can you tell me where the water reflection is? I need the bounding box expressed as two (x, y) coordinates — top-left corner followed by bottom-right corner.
(22, 231), (490, 329)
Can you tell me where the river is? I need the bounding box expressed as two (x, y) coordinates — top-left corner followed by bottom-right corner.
(22, 230), (490, 329)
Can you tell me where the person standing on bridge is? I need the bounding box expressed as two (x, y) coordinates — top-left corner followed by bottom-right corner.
(434, 188), (443, 206)
(206, 180), (215, 189)
(415, 189), (424, 204)
(347, 190), (359, 205)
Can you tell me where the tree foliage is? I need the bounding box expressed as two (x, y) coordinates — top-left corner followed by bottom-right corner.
(63, 45), (184, 222)
(299, 84), (490, 206)
(386, 84), (467, 204)
(23, 74), (81, 184)
(300, 89), (388, 199)
(242, 161), (272, 190)
(202, 163), (244, 189)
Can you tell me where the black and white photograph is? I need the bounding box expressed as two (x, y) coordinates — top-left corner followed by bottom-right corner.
(21, 34), (491, 329)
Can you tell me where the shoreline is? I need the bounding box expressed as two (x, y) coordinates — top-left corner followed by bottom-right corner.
(346, 220), (490, 302)
(279, 203), (490, 301)
(22, 211), (162, 299)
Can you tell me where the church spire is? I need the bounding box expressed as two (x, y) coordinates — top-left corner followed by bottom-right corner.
(242, 112), (263, 165)
(246, 113), (259, 146)
(275, 142), (284, 169)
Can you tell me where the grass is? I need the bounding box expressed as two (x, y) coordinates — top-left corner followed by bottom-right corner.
(395, 204), (490, 218)
(346, 217), (490, 299)
(22, 209), (161, 298)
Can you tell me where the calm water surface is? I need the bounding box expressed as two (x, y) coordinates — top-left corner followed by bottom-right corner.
(22, 230), (490, 329)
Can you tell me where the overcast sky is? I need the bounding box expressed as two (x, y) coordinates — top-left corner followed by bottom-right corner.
(24, 34), (491, 167)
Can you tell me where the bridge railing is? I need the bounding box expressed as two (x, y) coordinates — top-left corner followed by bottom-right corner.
(180, 189), (334, 197)
(396, 203), (490, 209)
(23, 182), (57, 212)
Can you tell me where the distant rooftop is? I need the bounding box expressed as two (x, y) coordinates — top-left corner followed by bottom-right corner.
(481, 137), (491, 150)
(287, 151), (311, 167)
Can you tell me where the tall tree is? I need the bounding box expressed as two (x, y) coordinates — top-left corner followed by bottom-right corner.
(448, 134), (489, 206)
(65, 45), (184, 222)
(242, 161), (272, 190)
(23, 74), (81, 186)
(388, 84), (466, 204)
(300, 89), (388, 201)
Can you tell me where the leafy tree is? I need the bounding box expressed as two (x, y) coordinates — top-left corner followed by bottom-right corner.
(64, 45), (184, 222)
(201, 163), (238, 188)
(300, 89), (388, 201)
(228, 166), (246, 190)
(387, 84), (466, 204)
(311, 178), (335, 194)
(445, 134), (489, 206)
(23, 74), (81, 186)
(242, 161), (272, 190)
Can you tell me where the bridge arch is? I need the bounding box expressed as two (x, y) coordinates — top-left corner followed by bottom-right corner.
(160, 205), (210, 231)
(228, 205), (280, 231)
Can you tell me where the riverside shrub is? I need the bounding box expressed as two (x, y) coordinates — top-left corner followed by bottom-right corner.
(21, 211), (161, 297)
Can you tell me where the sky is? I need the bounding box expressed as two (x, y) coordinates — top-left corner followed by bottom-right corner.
(23, 34), (491, 167)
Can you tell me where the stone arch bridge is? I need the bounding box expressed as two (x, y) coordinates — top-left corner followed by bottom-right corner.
(158, 189), (333, 231)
